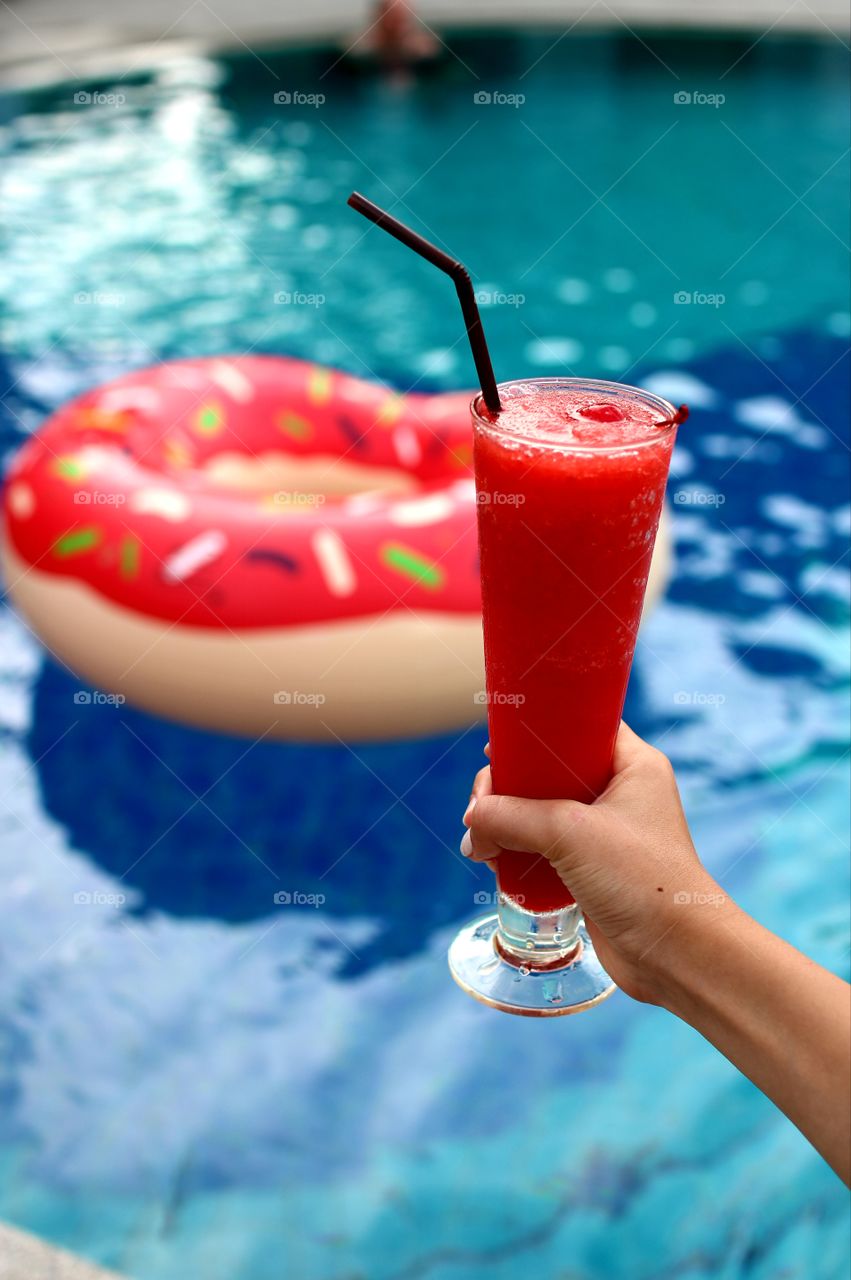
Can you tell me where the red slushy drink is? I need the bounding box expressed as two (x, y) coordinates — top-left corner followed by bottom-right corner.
(473, 379), (678, 915)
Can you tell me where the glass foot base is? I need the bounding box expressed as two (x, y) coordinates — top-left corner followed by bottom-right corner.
(448, 914), (617, 1017)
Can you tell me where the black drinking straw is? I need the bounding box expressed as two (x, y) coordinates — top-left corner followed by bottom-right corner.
(347, 192), (502, 414)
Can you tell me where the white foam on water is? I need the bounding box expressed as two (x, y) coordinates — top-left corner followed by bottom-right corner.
(642, 371), (719, 408)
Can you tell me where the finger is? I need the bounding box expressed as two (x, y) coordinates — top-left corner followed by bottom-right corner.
(484, 741), (491, 758)
(611, 720), (647, 772)
(609, 721), (675, 794)
(470, 793), (588, 862)
(463, 765), (492, 827)
(461, 818), (502, 861)
(461, 777), (503, 860)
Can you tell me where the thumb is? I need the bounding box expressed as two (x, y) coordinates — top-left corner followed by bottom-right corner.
(467, 793), (588, 864)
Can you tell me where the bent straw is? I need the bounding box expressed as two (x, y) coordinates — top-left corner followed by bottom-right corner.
(347, 192), (502, 414)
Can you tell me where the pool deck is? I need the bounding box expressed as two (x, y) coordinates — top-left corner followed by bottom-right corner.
(0, 0), (848, 89)
(0, 1223), (127, 1280)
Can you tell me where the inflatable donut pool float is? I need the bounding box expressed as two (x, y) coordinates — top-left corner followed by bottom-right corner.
(1, 356), (671, 742)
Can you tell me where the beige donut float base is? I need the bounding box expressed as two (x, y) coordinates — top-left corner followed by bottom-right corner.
(2, 543), (486, 740)
(1, 356), (672, 743)
(2, 522), (671, 743)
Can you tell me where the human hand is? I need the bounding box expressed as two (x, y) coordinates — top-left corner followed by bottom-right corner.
(461, 723), (851, 1183)
(460, 722), (720, 1005)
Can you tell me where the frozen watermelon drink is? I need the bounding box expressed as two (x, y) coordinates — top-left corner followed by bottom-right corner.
(449, 377), (680, 1016)
(344, 192), (683, 1017)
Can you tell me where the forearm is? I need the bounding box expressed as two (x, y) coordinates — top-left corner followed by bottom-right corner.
(464, 734), (850, 1180)
(656, 890), (851, 1184)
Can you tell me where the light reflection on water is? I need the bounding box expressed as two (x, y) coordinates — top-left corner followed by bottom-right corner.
(1, 37), (848, 377)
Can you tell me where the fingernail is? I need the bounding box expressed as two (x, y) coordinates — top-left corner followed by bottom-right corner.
(460, 830), (473, 857)
(462, 797), (477, 827)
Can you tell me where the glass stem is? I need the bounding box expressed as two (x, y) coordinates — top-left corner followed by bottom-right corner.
(495, 891), (583, 968)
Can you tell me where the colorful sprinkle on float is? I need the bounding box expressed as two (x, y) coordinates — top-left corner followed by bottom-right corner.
(1, 355), (487, 741)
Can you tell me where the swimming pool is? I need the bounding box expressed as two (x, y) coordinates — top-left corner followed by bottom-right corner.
(1, 29), (849, 1280)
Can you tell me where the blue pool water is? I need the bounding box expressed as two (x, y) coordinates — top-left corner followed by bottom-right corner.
(1, 30), (849, 1280)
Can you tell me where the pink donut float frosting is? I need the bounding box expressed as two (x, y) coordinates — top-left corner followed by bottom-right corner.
(3, 356), (481, 630)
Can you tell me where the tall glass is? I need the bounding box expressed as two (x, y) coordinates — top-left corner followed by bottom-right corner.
(449, 377), (679, 1015)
